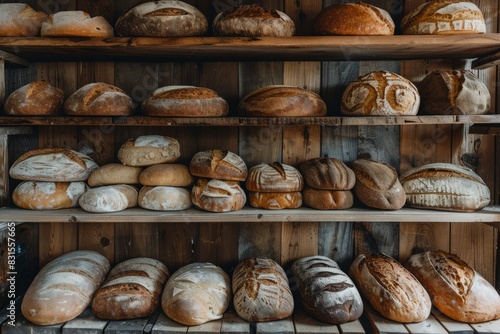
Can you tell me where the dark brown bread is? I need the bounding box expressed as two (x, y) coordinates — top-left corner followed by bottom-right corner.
(302, 187), (353, 210)
(246, 162), (304, 192)
(191, 178), (246, 212)
(248, 191), (302, 210)
(299, 157), (355, 190)
(4, 81), (64, 116)
(190, 150), (248, 181)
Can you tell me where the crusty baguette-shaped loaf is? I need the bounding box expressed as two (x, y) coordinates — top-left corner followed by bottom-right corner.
(351, 159), (406, 210)
(302, 187), (353, 210)
(64, 83), (134, 116)
(399, 162), (490, 212)
(13, 181), (88, 210)
(21, 250), (110, 325)
(190, 149), (247, 181)
(4, 81), (64, 116)
(161, 262), (231, 325)
(139, 163), (193, 187)
(342, 70), (420, 116)
(249, 191), (302, 210)
(239, 85), (327, 117)
(118, 135), (181, 167)
(115, 0), (208, 37)
(213, 4), (295, 37)
(233, 257), (294, 322)
(313, 3), (394, 35)
(139, 186), (192, 211)
(349, 253), (431, 323)
(401, 1), (486, 35)
(299, 157), (356, 190)
(87, 163), (143, 187)
(418, 70), (490, 115)
(0, 3), (47, 36)
(79, 185), (138, 213)
(41, 10), (113, 37)
(9, 148), (98, 182)
(92, 258), (169, 320)
(246, 162), (304, 192)
(142, 85), (229, 117)
(405, 250), (500, 323)
(291, 256), (363, 324)
(191, 178), (246, 212)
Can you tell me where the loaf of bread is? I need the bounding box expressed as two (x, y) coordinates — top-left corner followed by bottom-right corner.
(406, 250), (500, 323)
(115, 0), (208, 37)
(4, 81), (64, 116)
(349, 253), (431, 323)
(190, 149), (247, 181)
(418, 70), (490, 115)
(233, 257), (294, 322)
(9, 148), (98, 182)
(248, 191), (302, 210)
(139, 163), (193, 187)
(313, 3), (394, 35)
(118, 135), (181, 167)
(92, 257), (169, 320)
(302, 187), (353, 210)
(87, 164), (143, 187)
(12, 181), (88, 210)
(342, 71), (420, 116)
(351, 159), (406, 210)
(64, 83), (134, 116)
(239, 85), (327, 117)
(138, 186), (192, 211)
(161, 262), (231, 326)
(191, 178), (246, 212)
(41, 11), (114, 37)
(399, 162), (490, 212)
(299, 157), (356, 190)
(142, 86), (229, 117)
(291, 256), (363, 324)
(401, 1), (486, 35)
(213, 4), (295, 37)
(21, 250), (110, 325)
(79, 185), (138, 213)
(246, 162), (304, 192)
(0, 3), (47, 36)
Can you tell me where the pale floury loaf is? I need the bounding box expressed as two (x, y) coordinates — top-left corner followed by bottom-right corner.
(118, 135), (181, 166)
(139, 186), (192, 211)
(191, 178), (246, 212)
(0, 3), (47, 36)
(12, 181), (88, 210)
(41, 11), (114, 37)
(79, 185), (138, 213)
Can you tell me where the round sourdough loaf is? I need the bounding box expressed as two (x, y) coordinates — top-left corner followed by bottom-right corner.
(12, 181), (88, 210)
(0, 3), (47, 36)
(302, 187), (353, 210)
(9, 148), (98, 182)
(401, 1), (486, 35)
(87, 164), (143, 187)
(41, 11), (114, 37)
(190, 149), (247, 181)
(418, 70), (490, 115)
(138, 186), (192, 211)
(248, 191), (302, 210)
(299, 157), (356, 190)
(233, 257), (294, 322)
(21, 250), (110, 325)
(405, 250), (500, 323)
(64, 83), (134, 116)
(191, 178), (246, 212)
(142, 86), (229, 117)
(341, 71), (420, 116)
(92, 257), (169, 320)
(349, 253), (431, 323)
(118, 135), (181, 167)
(79, 184), (138, 213)
(115, 0), (208, 37)
(313, 3), (395, 35)
(399, 162), (490, 212)
(239, 85), (327, 117)
(246, 162), (304, 192)
(4, 81), (64, 116)
(161, 262), (231, 326)
(291, 256), (363, 324)
(213, 4), (295, 37)
(139, 164), (193, 186)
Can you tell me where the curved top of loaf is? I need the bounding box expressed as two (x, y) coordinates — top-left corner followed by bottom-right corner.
(399, 162), (486, 184)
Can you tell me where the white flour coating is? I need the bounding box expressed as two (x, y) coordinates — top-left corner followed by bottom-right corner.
(152, 85), (196, 94)
(79, 187), (129, 213)
(140, 186), (191, 211)
(201, 179), (239, 198)
(109, 258), (169, 282)
(134, 135), (177, 148)
(102, 275), (157, 292)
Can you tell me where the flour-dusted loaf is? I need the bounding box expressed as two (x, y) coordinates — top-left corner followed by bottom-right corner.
(142, 85), (229, 117)
(161, 262), (231, 326)
(115, 0), (208, 37)
(291, 256), (363, 324)
(118, 135), (181, 167)
(418, 70), (490, 115)
(191, 178), (246, 212)
(4, 81), (64, 116)
(139, 186), (192, 211)
(313, 3), (395, 35)
(139, 163), (193, 187)
(233, 257), (294, 322)
(299, 157), (356, 190)
(239, 85), (327, 117)
(213, 4), (295, 37)
(12, 181), (88, 210)
(246, 162), (304, 192)
(351, 159), (406, 210)
(0, 3), (46, 36)
(92, 257), (169, 320)
(302, 187), (354, 210)
(9, 148), (98, 182)
(87, 163), (143, 187)
(406, 250), (500, 323)
(399, 162), (490, 212)
(401, 1), (486, 35)
(64, 82), (134, 116)
(342, 71), (420, 116)
(349, 253), (431, 323)
(248, 191), (302, 210)
(79, 184), (138, 213)
(190, 149), (247, 181)
(21, 250), (110, 325)
(41, 10), (113, 37)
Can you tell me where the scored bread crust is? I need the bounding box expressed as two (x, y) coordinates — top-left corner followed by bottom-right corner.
(248, 191), (302, 210)
(190, 149), (248, 181)
(0, 3), (47, 36)
(5, 81), (64, 116)
(12, 181), (88, 210)
(299, 157), (356, 190)
(246, 162), (304, 192)
(41, 10), (113, 37)
(302, 187), (353, 210)
(191, 178), (246, 212)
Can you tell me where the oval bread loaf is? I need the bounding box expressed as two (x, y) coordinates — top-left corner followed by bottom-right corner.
(191, 178), (246, 212)
(41, 11), (114, 37)
(139, 163), (194, 187)
(299, 157), (356, 190)
(246, 162), (304, 192)
(302, 187), (353, 210)
(13, 181), (88, 210)
(79, 185), (138, 213)
(0, 3), (47, 36)
(118, 135), (181, 166)
(248, 191), (302, 210)
(4, 81), (64, 116)
(87, 164), (143, 187)
(139, 186), (192, 211)
(190, 149), (247, 181)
